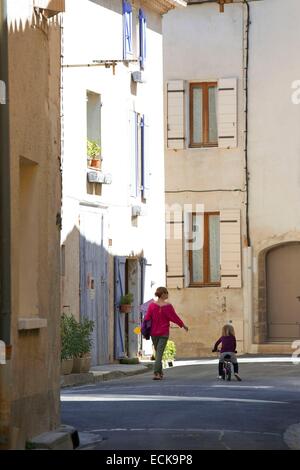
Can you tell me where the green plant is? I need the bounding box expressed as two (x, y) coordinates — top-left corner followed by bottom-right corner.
(61, 313), (76, 360)
(162, 340), (176, 362)
(61, 313), (94, 360)
(120, 293), (134, 305)
(87, 139), (101, 160)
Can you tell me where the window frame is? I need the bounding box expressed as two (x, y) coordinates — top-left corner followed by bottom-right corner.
(188, 211), (221, 287)
(189, 82), (218, 148)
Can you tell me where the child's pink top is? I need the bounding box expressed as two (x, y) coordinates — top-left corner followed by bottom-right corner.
(144, 302), (184, 337)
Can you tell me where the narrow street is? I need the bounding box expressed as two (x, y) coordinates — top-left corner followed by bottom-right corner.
(61, 359), (300, 450)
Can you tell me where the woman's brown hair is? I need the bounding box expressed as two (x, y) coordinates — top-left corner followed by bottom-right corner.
(222, 324), (235, 337)
(155, 287), (168, 298)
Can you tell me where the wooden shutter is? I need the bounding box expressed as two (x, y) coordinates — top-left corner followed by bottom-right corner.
(166, 210), (184, 288)
(139, 9), (146, 70)
(129, 111), (138, 197)
(167, 80), (185, 150)
(141, 115), (150, 201)
(220, 210), (242, 288)
(123, 1), (133, 59)
(218, 78), (237, 149)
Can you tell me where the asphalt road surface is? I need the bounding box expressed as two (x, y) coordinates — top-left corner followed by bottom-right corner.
(61, 360), (300, 450)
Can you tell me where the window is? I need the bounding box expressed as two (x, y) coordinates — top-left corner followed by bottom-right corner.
(189, 82), (218, 148)
(139, 9), (146, 70)
(188, 212), (220, 286)
(123, 1), (133, 59)
(130, 112), (150, 201)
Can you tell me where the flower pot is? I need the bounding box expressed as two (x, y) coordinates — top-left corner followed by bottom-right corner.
(90, 159), (101, 169)
(120, 304), (132, 313)
(72, 355), (92, 374)
(61, 358), (74, 375)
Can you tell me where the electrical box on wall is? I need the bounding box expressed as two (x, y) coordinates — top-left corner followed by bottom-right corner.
(131, 71), (146, 83)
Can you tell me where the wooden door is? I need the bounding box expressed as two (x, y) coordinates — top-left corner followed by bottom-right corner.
(80, 206), (109, 365)
(267, 243), (300, 340)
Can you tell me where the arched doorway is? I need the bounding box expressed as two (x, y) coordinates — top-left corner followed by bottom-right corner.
(267, 243), (300, 340)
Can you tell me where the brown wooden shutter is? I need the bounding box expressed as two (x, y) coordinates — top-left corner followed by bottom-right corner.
(218, 78), (237, 149)
(166, 210), (184, 288)
(167, 80), (185, 150)
(220, 209), (242, 288)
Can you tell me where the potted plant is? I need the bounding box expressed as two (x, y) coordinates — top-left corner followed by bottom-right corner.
(61, 313), (76, 375)
(87, 139), (101, 169)
(72, 317), (95, 373)
(162, 340), (176, 368)
(120, 293), (134, 313)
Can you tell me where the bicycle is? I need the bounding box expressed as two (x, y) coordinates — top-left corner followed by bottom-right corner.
(212, 349), (237, 381)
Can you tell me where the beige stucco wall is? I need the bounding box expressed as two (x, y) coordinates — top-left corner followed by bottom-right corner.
(164, 0), (300, 355)
(247, 0), (300, 345)
(1, 1), (62, 448)
(163, 3), (246, 357)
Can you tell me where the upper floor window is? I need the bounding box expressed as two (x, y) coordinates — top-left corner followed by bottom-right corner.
(123, 1), (133, 59)
(189, 82), (218, 148)
(188, 212), (220, 286)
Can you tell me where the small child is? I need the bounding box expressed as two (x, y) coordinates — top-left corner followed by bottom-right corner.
(212, 324), (242, 381)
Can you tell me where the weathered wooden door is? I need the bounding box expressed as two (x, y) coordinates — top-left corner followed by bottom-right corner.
(80, 205), (109, 365)
(267, 243), (300, 340)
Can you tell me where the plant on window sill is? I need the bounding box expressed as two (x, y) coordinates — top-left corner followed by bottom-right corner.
(87, 139), (101, 169)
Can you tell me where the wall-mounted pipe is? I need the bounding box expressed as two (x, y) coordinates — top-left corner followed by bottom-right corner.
(0, 0), (11, 350)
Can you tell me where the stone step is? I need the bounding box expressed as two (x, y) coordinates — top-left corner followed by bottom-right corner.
(250, 343), (293, 354)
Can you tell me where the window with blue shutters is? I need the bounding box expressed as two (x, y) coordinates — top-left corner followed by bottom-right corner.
(139, 9), (146, 70)
(123, 1), (133, 60)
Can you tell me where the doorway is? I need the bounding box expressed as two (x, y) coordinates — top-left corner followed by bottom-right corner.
(267, 243), (300, 340)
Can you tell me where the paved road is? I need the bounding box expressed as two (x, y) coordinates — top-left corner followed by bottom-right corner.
(61, 360), (300, 450)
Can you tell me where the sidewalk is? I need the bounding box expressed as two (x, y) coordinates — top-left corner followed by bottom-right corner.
(61, 362), (153, 388)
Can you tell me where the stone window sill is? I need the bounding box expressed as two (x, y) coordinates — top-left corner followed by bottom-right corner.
(18, 318), (48, 331)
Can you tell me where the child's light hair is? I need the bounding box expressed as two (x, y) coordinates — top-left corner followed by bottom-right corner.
(222, 324), (235, 337)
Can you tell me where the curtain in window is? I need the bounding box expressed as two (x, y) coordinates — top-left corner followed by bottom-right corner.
(192, 87), (203, 144)
(192, 214), (204, 282)
(209, 214), (220, 282)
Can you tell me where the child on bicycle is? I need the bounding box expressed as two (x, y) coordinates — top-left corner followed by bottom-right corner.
(212, 324), (242, 381)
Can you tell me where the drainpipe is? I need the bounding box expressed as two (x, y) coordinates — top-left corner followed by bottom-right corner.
(0, 0), (11, 352)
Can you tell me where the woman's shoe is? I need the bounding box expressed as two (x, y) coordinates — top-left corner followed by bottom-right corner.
(234, 373), (242, 382)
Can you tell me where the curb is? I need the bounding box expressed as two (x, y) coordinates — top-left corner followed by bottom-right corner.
(61, 364), (153, 389)
(28, 425), (80, 450)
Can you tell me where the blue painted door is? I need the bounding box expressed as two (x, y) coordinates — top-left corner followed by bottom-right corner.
(80, 206), (109, 365)
(114, 256), (126, 359)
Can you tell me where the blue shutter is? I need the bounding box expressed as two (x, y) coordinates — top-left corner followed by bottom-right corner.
(139, 9), (146, 70)
(130, 110), (138, 197)
(141, 115), (150, 200)
(114, 256), (126, 359)
(123, 1), (133, 60)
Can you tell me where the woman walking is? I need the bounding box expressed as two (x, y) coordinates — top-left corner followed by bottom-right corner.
(144, 287), (188, 380)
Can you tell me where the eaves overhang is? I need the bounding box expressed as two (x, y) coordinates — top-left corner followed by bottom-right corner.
(141, 0), (187, 15)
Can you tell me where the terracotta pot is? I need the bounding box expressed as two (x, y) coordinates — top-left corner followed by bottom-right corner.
(90, 159), (101, 169)
(61, 358), (74, 375)
(120, 304), (132, 313)
(72, 355), (92, 374)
